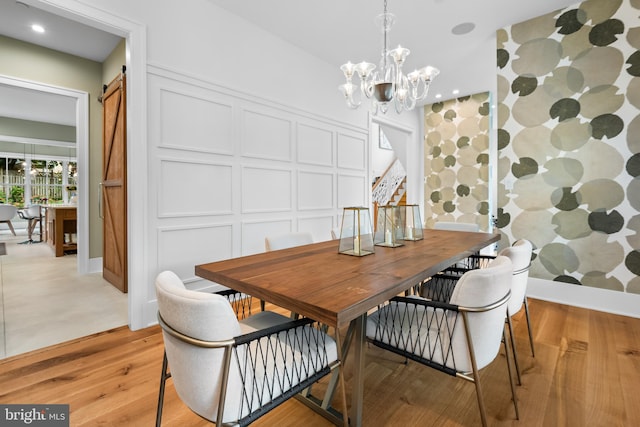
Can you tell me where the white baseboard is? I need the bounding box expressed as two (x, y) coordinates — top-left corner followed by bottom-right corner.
(88, 257), (103, 274)
(528, 277), (640, 319)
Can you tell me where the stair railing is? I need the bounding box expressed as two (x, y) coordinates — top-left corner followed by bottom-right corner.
(372, 158), (406, 206)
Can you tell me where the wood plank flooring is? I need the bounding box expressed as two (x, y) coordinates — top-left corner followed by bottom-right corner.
(0, 298), (638, 426)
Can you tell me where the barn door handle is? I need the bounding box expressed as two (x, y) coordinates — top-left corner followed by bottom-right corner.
(99, 182), (103, 219)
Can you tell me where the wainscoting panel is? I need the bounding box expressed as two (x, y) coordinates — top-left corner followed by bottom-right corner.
(297, 123), (334, 166)
(148, 65), (369, 310)
(337, 132), (366, 170)
(337, 174), (367, 208)
(298, 215), (335, 242)
(158, 159), (233, 217)
(158, 224), (233, 283)
(241, 109), (292, 161)
(156, 83), (234, 155)
(242, 219), (293, 256)
(241, 166), (292, 213)
(298, 170), (333, 210)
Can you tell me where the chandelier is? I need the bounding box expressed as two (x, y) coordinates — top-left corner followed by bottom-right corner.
(339, 0), (439, 114)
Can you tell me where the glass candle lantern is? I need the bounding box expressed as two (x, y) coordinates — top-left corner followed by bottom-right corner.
(338, 207), (375, 256)
(401, 204), (424, 241)
(374, 205), (404, 247)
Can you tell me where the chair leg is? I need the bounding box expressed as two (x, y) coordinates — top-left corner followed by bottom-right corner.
(524, 297), (536, 357)
(502, 327), (520, 420)
(506, 314), (522, 385)
(461, 312), (488, 427)
(28, 219), (36, 240)
(6, 221), (15, 236)
(156, 350), (170, 427)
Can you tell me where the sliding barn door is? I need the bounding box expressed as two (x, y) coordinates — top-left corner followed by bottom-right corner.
(102, 70), (128, 293)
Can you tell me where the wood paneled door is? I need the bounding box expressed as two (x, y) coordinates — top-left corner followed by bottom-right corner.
(101, 69), (127, 293)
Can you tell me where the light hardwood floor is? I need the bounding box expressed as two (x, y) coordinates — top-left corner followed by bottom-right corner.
(1, 298), (638, 426)
(0, 230), (128, 358)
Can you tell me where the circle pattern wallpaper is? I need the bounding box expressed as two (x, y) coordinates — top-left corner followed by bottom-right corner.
(424, 92), (491, 231)
(497, 0), (640, 293)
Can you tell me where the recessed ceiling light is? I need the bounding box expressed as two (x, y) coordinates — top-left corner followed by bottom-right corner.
(452, 89), (460, 95)
(31, 24), (45, 33)
(451, 22), (475, 35)
(435, 94), (442, 99)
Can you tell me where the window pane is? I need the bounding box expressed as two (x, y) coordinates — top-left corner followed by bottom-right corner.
(8, 158), (25, 207)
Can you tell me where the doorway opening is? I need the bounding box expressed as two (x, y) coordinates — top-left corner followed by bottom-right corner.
(0, 0), (147, 356)
(370, 116), (420, 223)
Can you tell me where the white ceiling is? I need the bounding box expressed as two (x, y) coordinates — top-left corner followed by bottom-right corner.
(208, 0), (579, 104)
(0, 82), (76, 126)
(0, 0), (121, 62)
(0, 0), (121, 128)
(0, 0), (580, 127)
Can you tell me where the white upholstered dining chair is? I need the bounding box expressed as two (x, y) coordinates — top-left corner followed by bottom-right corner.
(263, 231), (314, 311)
(155, 270), (347, 427)
(421, 239), (534, 385)
(367, 256), (519, 427)
(0, 204), (17, 236)
(494, 239), (534, 383)
(264, 231), (313, 251)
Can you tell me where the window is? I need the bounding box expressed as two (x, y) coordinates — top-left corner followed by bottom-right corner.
(0, 154), (77, 208)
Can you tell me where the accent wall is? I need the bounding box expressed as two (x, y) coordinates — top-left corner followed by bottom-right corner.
(423, 92), (492, 231)
(497, 0), (640, 294)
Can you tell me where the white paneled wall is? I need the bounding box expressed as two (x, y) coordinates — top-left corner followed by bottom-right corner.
(148, 65), (368, 296)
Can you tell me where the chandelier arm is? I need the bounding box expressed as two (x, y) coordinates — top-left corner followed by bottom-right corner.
(392, 98), (403, 114)
(412, 80), (429, 101)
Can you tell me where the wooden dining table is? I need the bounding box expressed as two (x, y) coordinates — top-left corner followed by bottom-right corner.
(195, 228), (500, 426)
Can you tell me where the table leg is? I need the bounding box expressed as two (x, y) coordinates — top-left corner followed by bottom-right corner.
(294, 321), (356, 426)
(350, 313), (366, 427)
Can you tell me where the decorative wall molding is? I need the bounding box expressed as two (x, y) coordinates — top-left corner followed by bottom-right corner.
(337, 132), (367, 171)
(296, 123), (334, 167)
(241, 108), (293, 161)
(157, 223), (233, 284)
(298, 170), (334, 211)
(241, 218), (293, 256)
(241, 166), (293, 214)
(297, 215), (335, 242)
(157, 158), (233, 218)
(147, 63), (366, 135)
(157, 86), (234, 155)
(337, 174), (367, 208)
(148, 64), (369, 298)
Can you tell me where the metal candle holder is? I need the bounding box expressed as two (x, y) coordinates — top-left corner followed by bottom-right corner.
(338, 207), (375, 256)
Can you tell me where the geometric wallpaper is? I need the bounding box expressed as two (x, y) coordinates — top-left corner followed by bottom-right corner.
(423, 92), (491, 232)
(497, 0), (640, 294)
